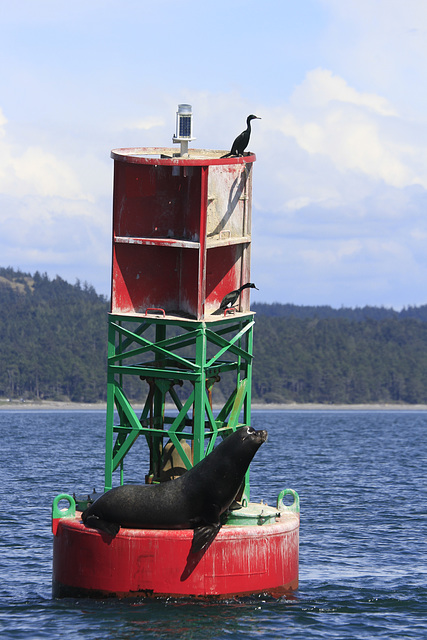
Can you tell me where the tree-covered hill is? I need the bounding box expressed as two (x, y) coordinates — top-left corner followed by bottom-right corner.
(252, 301), (427, 322)
(252, 316), (427, 404)
(2, 266), (427, 404)
(0, 267), (109, 402)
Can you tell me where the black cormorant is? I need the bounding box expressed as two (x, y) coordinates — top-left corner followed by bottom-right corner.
(221, 115), (261, 158)
(219, 282), (258, 310)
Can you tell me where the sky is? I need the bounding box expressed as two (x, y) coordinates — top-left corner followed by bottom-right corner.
(1, 0), (427, 308)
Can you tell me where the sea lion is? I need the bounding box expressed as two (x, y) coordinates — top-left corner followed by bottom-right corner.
(82, 426), (267, 553)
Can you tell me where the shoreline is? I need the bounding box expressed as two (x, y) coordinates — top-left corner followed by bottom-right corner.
(1, 400), (427, 412)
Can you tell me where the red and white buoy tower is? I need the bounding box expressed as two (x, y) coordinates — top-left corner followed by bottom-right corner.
(52, 105), (300, 598)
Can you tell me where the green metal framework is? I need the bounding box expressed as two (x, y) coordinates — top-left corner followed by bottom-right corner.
(105, 312), (255, 499)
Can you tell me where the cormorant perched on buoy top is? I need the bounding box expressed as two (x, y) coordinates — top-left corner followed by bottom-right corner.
(219, 282), (258, 310)
(221, 115), (261, 158)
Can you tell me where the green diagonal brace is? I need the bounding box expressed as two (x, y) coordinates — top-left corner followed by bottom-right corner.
(167, 393), (195, 470)
(119, 321), (152, 350)
(112, 321), (200, 356)
(205, 321), (254, 367)
(204, 393), (219, 455)
(168, 385), (184, 413)
(110, 328), (201, 364)
(227, 379), (247, 432)
(109, 322), (199, 370)
(109, 365), (200, 381)
(112, 383), (144, 470)
(216, 387), (238, 424)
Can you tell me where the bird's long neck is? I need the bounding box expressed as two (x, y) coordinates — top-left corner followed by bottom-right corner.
(239, 283), (252, 293)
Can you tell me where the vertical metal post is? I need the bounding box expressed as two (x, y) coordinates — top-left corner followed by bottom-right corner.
(192, 324), (206, 464)
(243, 320), (254, 502)
(244, 320), (254, 426)
(104, 318), (116, 492)
(152, 323), (167, 477)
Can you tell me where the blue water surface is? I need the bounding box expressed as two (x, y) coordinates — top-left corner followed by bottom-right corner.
(1, 409), (426, 639)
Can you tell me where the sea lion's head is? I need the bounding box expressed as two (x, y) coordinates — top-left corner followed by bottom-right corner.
(243, 425), (268, 445)
(223, 426), (268, 472)
(233, 426), (268, 456)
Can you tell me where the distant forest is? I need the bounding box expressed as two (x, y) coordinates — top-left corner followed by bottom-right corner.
(2, 266), (427, 404)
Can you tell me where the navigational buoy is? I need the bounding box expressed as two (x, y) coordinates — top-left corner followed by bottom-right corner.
(52, 106), (299, 598)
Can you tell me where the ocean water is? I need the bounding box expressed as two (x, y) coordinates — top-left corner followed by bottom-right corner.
(1, 409), (426, 639)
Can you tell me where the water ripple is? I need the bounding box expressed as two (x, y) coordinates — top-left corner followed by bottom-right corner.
(1, 410), (426, 639)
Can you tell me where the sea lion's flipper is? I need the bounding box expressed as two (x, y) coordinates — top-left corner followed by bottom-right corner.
(83, 514), (120, 537)
(228, 499), (243, 511)
(191, 522), (221, 554)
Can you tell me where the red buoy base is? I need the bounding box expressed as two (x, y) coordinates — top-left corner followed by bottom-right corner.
(52, 511), (299, 599)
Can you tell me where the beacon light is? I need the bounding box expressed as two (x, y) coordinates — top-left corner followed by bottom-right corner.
(172, 103), (195, 156)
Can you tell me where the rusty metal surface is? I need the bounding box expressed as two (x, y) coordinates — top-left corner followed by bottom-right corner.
(110, 148), (256, 319)
(111, 147), (256, 166)
(206, 163), (252, 241)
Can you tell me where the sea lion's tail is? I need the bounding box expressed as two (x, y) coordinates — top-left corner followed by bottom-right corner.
(190, 523), (221, 554)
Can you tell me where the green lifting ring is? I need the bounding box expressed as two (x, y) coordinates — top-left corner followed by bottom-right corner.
(52, 493), (76, 520)
(277, 488), (300, 514)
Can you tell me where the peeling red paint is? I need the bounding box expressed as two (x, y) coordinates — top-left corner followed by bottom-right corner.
(53, 512), (299, 599)
(110, 148), (256, 319)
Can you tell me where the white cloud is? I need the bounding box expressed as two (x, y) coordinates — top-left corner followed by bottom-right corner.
(8, 146), (85, 199)
(290, 68), (397, 116)
(0, 191), (111, 292)
(263, 69), (425, 189)
(0, 105), (111, 293)
(301, 238), (363, 267)
(0, 108), (88, 200)
(251, 181), (427, 307)
(253, 67), (427, 229)
(131, 116), (165, 131)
